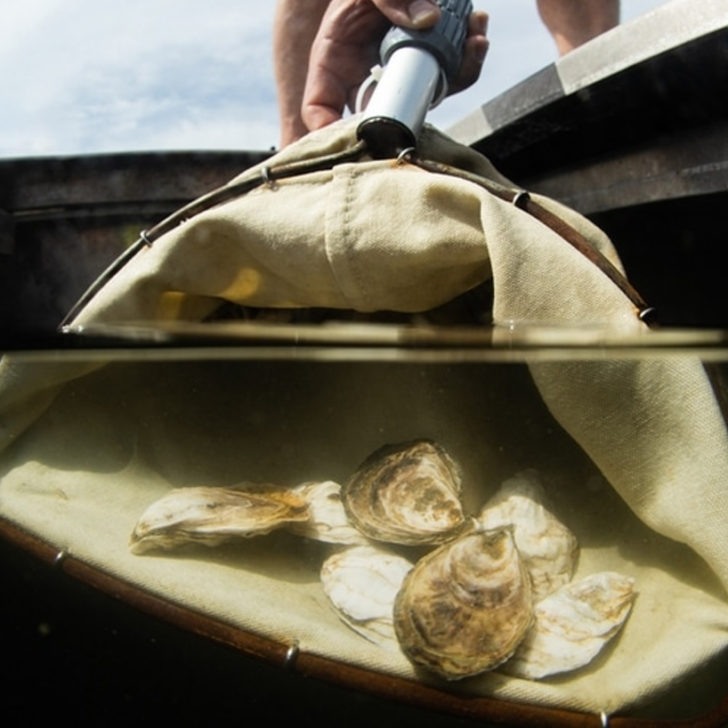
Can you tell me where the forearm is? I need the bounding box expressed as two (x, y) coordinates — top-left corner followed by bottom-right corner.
(274, 0), (331, 146)
(537, 0), (619, 55)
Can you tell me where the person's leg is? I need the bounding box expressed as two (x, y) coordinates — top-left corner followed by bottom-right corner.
(537, 0), (619, 55)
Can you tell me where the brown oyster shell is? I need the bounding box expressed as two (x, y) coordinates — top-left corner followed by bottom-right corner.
(342, 439), (467, 546)
(130, 483), (309, 553)
(393, 527), (533, 680)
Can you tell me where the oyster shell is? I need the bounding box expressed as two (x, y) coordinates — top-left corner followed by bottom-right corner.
(289, 481), (369, 545)
(393, 527), (533, 680)
(130, 483), (309, 554)
(502, 571), (635, 679)
(321, 545), (414, 648)
(342, 439), (467, 546)
(478, 470), (579, 601)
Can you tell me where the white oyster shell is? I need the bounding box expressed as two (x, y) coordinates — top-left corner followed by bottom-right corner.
(130, 483), (309, 554)
(289, 481), (369, 545)
(342, 439), (467, 546)
(321, 545), (414, 648)
(502, 571), (636, 679)
(478, 470), (579, 601)
(394, 527), (533, 679)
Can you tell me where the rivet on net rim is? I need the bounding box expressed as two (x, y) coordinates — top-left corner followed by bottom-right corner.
(53, 549), (68, 567)
(638, 306), (658, 325)
(283, 640), (300, 669)
(139, 229), (153, 248)
(512, 190), (531, 209)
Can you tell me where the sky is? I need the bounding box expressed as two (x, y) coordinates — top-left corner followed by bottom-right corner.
(0, 0), (670, 158)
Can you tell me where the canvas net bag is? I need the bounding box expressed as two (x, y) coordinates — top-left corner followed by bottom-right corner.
(1, 117), (727, 719)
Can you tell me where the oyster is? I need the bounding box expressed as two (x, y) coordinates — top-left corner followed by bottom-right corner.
(130, 483), (309, 554)
(342, 439), (467, 546)
(289, 480), (369, 545)
(502, 571), (636, 679)
(478, 470), (579, 601)
(321, 545), (414, 648)
(394, 527), (533, 680)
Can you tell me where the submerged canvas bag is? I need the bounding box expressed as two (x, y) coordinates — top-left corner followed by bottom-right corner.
(1, 117), (727, 719)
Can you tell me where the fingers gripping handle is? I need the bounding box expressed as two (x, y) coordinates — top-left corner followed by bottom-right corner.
(382, 0), (473, 82)
(357, 0), (473, 158)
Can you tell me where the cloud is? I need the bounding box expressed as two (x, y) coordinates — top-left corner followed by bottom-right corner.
(0, 0), (279, 156)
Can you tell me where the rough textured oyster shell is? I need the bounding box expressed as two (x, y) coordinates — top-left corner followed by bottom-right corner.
(394, 527), (533, 679)
(478, 470), (579, 601)
(502, 571), (635, 679)
(342, 439), (467, 546)
(130, 483), (309, 554)
(289, 481), (369, 545)
(321, 545), (414, 648)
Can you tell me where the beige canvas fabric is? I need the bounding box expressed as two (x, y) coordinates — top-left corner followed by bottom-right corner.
(1, 117), (726, 716)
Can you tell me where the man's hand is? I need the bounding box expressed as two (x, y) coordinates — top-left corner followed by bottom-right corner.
(300, 0), (488, 136)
